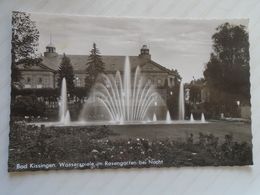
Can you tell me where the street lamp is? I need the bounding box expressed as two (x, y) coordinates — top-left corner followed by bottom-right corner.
(236, 100), (241, 118)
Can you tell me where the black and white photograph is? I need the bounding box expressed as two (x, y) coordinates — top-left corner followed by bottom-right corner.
(9, 11), (252, 172)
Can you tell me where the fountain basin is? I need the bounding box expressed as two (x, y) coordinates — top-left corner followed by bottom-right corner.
(30, 120), (209, 127)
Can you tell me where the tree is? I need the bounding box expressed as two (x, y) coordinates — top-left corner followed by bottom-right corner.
(85, 43), (105, 89)
(188, 78), (204, 104)
(171, 69), (182, 83)
(164, 69), (182, 120)
(57, 54), (75, 95)
(203, 23), (250, 105)
(11, 11), (40, 83)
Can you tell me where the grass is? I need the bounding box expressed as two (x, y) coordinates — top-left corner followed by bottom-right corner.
(8, 121), (253, 172)
(109, 121), (252, 143)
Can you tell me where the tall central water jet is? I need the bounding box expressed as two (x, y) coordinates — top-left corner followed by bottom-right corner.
(59, 78), (71, 124)
(124, 56), (131, 120)
(178, 82), (185, 120)
(80, 56), (165, 122)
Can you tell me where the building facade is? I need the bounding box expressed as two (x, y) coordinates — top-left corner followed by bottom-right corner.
(18, 43), (177, 90)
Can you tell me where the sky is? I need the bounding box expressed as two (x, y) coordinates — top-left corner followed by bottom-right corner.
(30, 12), (248, 83)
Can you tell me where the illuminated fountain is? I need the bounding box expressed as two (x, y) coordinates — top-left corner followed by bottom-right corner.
(201, 113), (206, 123)
(178, 82), (185, 120)
(190, 113), (194, 122)
(166, 110), (171, 123)
(80, 56), (165, 123)
(59, 78), (71, 125)
(32, 57), (208, 126)
(177, 81), (207, 124)
(66, 56), (207, 125)
(153, 113), (157, 122)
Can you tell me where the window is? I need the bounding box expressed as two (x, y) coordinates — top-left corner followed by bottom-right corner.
(27, 77), (31, 83)
(77, 78), (81, 87)
(38, 77), (42, 83)
(24, 84), (31, 88)
(48, 47), (53, 52)
(147, 78), (152, 85)
(36, 84), (43, 89)
(157, 79), (162, 84)
(111, 64), (115, 70)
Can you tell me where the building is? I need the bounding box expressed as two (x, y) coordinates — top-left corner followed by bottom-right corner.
(17, 43), (177, 90)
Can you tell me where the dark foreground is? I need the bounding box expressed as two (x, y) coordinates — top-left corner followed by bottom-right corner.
(8, 121), (253, 172)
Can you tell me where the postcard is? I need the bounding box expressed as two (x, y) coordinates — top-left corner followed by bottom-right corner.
(9, 11), (252, 171)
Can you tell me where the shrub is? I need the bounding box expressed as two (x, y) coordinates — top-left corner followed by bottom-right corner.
(11, 95), (46, 117)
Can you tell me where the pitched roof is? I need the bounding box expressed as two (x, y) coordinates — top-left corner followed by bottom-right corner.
(40, 54), (174, 74)
(149, 60), (175, 74)
(18, 54), (175, 76)
(41, 55), (137, 71)
(17, 63), (56, 72)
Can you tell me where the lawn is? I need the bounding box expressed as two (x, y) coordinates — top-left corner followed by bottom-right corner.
(8, 121), (253, 172)
(109, 121), (252, 143)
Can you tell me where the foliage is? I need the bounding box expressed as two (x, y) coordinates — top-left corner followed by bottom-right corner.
(170, 69), (182, 82)
(57, 54), (75, 95)
(11, 95), (46, 117)
(188, 78), (205, 104)
(14, 88), (59, 98)
(164, 70), (181, 120)
(74, 87), (88, 100)
(203, 23), (250, 104)
(203, 23), (250, 117)
(9, 123), (252, 171)
(11, 11), (40, 83)
(203, 99), (239, 119)
(85, 43), (105, 89)
(166, 84), (179, 119)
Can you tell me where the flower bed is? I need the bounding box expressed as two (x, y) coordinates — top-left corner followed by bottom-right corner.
(8, 122), (253, 171)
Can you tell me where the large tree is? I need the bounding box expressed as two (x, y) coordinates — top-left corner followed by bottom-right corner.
(85, 43), (105, 89)
(203, 23), (250, 104)
(11, 11), (40, 83)
(57, 54), (75, 95)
